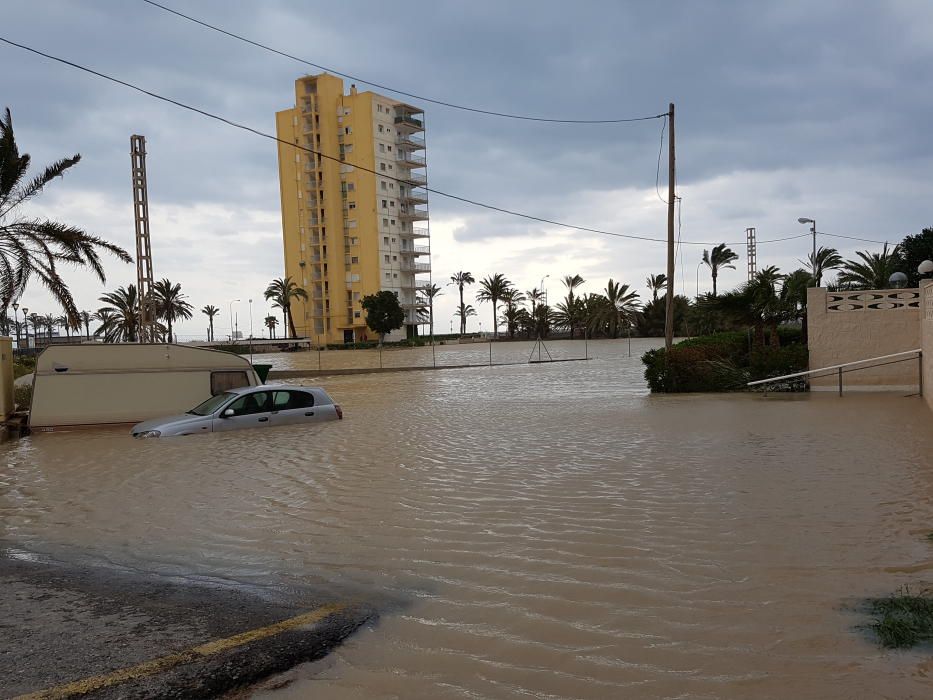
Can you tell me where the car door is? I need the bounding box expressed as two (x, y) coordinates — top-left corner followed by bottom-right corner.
(212, 390), (274, 432)
(269, 389), (327, 427)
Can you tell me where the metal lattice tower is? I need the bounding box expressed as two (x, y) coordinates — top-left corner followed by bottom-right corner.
(746, 227), (757, 282)
(130, 135), (155, 343)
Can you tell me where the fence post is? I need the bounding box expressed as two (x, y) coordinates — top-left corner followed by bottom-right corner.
(489, 340), (492, 366)
(432, 341), (436, 368)
(379, 346), (383, 369)
(838, 366), (843, 397)
(584, 329), (588, 359)
(920, 352), (924, 397)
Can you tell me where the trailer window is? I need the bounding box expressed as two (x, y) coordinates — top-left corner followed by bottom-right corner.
(211, 371), (250, 395)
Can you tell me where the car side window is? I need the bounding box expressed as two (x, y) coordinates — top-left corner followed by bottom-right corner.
(273, 390), (314, 410)
(227, 391), (271, 416)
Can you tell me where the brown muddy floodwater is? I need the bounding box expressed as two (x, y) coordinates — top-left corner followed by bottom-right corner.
(3, 338), (933, 698)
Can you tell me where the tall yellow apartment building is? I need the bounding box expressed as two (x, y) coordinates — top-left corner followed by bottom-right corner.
(275, 73), (431, 344)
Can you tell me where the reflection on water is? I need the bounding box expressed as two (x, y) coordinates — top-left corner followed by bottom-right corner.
(3, 338), (933, 698)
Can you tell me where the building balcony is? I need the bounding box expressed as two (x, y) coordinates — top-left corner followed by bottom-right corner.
(401, 261), (431, 273)
(400, 297), (429, 310)
(399, 226), (430, 239)
(394, 115), (424, 133)
(404, 172), (427, 187)
(396, 151), (426, 168)
(398, 205), (429, 221)
(399, 188), (429, 206)
(396, 133), (425, 151)
(399, 245), (430, 256)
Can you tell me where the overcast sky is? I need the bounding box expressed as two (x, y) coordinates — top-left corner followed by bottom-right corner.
(3, 0), (932, 339)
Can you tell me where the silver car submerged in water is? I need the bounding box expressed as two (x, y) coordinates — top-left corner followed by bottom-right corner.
(131, 384), (343, 438)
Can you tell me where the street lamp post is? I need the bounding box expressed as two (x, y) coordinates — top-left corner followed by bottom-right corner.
(248, 298), (254, 362)
(696, 261), (704, 300)
(12, 302), (19, 350)
(228, 299), (240, 342)
(22, 307), (28, 350)
(798, 217), (817, 283)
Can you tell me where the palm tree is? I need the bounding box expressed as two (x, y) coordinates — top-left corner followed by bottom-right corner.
(646, 273), (667, 302)
(422, 283), (443, 341)
(454, 303), (477, 330)
(0, 108), (132, 319)
(561, 274), (586, 338)
(525, 287), (544, 317)
(702, 244), (739, 296)
(264, 276), (308, 339)
(838, 244), (902, 290)
(264, 315), (278, 339)
(475, 273), (512, 339)
(498, 288), (527, 339)
(801, 246), (843, 287)
(201, 304), (219, 342)
(97, 285), (140, 343)
(54, 314), (72, 339)
(79, 310), (92, 339)
(589, 280), (641, 338)
(43, 313), (55, 341)
(563, 274), (585, 301)
(450, 271), (475, 335)
(151, 278), (193, 343)
(27, 312), (42, 344)
(708, 266), (788, 347)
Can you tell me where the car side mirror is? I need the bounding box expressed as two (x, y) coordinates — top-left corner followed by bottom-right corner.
(222, 408), (235, 418)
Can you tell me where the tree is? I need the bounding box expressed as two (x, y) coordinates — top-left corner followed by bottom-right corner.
(97, 285), (140, 342)
(553, 297), (584, 337)
(454, 303), (477, 330)
(153, 278), (193, 343)
(422, 283), (443, 341)
(701, 244), (739, 296)
(0, 108), (131, 319)
(838, 244), (902, 290)
(201, 304), (219, 342)
(525, 287), (544, 316)
(707, 266), (789, 347)
(498, 288), (526, 339)
(801, 246), (843, 287)
(475, 273), (512, 339)
(264, 315), (278, 339)
(79, 310), (92, 339)
(27, 312), (42, 343)
(637, 295), (691, 337)
(264, 276), (308, 339)
(361, 290), (405, 345)
(54, 314), (72, 339)
(450, 271), (475, 335)
(897, 227), (933, 287)
(589, 280), (641, 338)
(646, 273), (667, 302)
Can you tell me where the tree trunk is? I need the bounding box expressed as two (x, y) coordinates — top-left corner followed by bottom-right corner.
(286, 305), (297, 339)
(492, 301), (498, 339)
(459, 286), (465, 335)
(753, 322), (765, 348)
(712, 270), (718, 296)
(769, 322), (781, 348)
(167, 318), (173, 344)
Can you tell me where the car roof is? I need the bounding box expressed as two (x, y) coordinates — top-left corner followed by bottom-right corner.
(226, 384), (324, 394)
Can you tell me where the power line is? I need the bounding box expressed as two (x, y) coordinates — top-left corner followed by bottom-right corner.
(0, 36), (809, 249)
(819, 231), (892, 245)
(140, 0), (667, 125)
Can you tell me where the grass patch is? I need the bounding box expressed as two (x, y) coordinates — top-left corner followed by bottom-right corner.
(866, 587), (933, 648)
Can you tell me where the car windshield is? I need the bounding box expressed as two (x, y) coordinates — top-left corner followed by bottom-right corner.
(188, 392), (236, 416)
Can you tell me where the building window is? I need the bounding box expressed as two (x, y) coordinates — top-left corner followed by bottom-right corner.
(350, 237), (359, 244)
(377, 104), (383, 113)
(351, 256), (359, 264)
(383, 221), (389, 229)
(378, 124), (384, 133)
(345, 127), (352, 134)
(384, 255), (390, 263)
(354, 311), (361, 318)
(392, 255), (397, 261)
(382, 200), (387, 208)
(380, 163), (386, 171)
(387, 145), (392, 152)
(389, 183), (395, 190)
(379, 143), (385, 153)
(393, 273), (398, 279)
(347, 183), (355, 191)
(391, 237), (396, 243)
(390, 219), (396, 225)
(385, 272), (390, 278)
(389, 201), (395, 207)
(348, 202), (356, 209)
(381, 182), (387, 191)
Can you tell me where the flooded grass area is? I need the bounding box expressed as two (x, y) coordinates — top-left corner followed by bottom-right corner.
(3, 338), (933, 698)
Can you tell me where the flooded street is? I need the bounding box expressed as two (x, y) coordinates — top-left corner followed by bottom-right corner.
(3, 338), (933, 698)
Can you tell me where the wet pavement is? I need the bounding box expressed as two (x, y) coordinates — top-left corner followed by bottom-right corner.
(0, 554), (374, 699)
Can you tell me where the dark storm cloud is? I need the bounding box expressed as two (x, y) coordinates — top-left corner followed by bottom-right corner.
(2, 0), (932, 283)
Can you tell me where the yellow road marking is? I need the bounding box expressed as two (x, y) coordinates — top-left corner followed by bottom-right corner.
(14, 603), (346, 700)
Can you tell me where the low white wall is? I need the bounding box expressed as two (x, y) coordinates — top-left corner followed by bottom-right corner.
(807, 287), (921, 391)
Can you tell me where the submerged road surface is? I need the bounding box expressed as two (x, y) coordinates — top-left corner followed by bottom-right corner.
(1, 555), (373, 699)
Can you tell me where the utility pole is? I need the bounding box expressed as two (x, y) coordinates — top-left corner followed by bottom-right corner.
(130, 135), (155, 343)
(664, 103), (676, 351)
(746, 227), (757, 282)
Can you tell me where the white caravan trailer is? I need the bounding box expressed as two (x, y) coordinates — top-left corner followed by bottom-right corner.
(29, 344), (261, 430)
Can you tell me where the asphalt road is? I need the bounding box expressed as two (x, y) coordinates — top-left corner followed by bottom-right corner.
(1, 554), (375, 699)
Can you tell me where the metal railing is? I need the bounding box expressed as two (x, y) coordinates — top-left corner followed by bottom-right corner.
(747, 349), (923, 396)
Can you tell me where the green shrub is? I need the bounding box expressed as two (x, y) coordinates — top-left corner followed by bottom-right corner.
(643, 329), (807, 393)
(14, 383), (32, 411)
